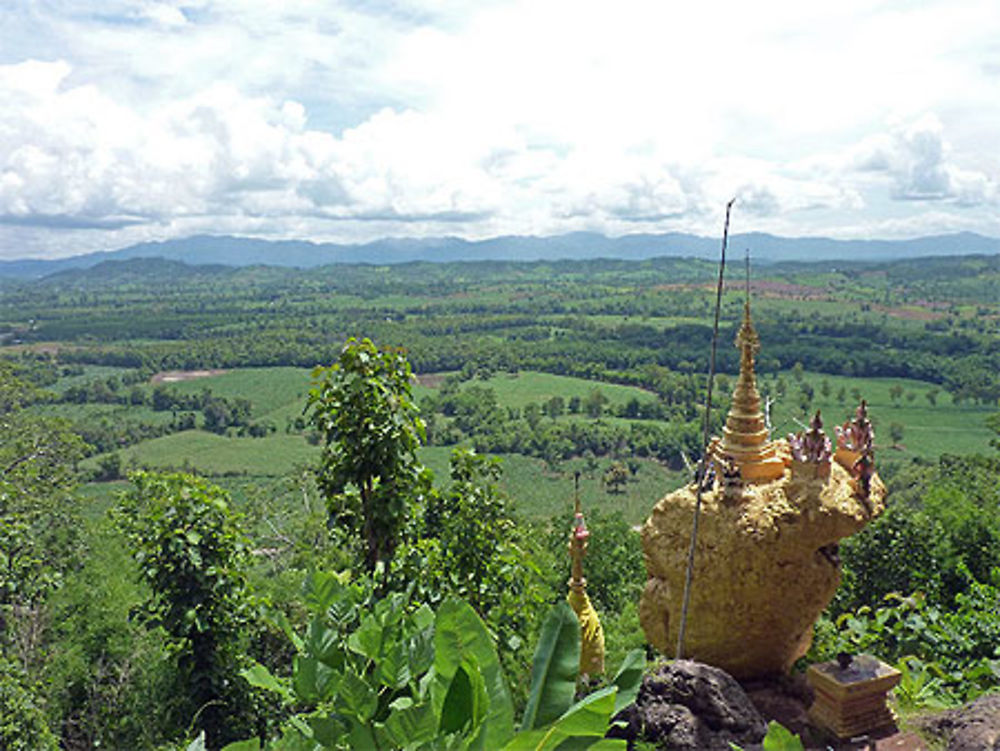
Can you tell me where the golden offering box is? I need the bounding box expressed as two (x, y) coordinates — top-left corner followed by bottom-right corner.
(807, 655), (901, 739)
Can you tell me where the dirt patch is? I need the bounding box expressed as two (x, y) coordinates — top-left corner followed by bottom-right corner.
(873, 304), (946, 321)
(415, 373), (448, 389)
(150, 369), (228, 384)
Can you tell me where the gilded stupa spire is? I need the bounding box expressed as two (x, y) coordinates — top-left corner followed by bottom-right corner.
(566, 473), (605, 677)
(718, 252), (785, 484)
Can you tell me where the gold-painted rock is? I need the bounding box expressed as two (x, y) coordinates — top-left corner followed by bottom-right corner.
(639, 445), (885, 679)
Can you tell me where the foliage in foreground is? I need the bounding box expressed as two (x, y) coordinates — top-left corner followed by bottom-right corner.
(0, 656), (58, 751)
(238, 571), (643, 750)
(114, 471), (260, 747)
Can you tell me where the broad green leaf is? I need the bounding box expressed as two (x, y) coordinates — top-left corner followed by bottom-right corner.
(302, 570), (346, 615)
(347, 614), (383, 659)
(434, 597), (515, 749)
(440, 660), (488, 735)
(548, 687), (616, 738)
(220, 739), (262, 751)
(573, 741), (627, 751)
(412, 602), (434, 630)
(762, 721), (805, 751)
(376, 639), (412, 689)
(504, 688), (617, 751)
(241, 662), (295, 703)
(520, 601), (580, 731)
(345, 717), (378, 750)
(408, 625), (435, 678)
(308, 715), (349, 748)
(186, 732), (207, 751)
(381, 699), (439, 747)
(293, 655), (339, 703)
(337, 669), (377, 722)
(610, 649), (645, 715)
(305, 619), (344, 669)
(502, 728), (548, 751)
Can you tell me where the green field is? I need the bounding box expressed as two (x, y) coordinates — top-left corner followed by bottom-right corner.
(109, 430), (318, 477)
(79, 366), (995, 523)
(442, 370), (657, 409)
(418, 446), (682, 525)
(764, 370), (995, 459)
(162, 366), (313, 421)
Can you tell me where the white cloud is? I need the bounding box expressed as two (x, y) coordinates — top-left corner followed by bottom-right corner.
(848, 115), (997, 204)
(1, 1), (999, 258)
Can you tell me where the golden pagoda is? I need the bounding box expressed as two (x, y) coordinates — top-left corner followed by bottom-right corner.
(717, 297), (785, 483)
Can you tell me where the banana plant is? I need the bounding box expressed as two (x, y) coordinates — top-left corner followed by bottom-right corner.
(503, 600), (643, 751)
(235, 572), (643, 751)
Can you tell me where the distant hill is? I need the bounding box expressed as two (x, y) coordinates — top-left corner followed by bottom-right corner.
(1, 230), (998, 279)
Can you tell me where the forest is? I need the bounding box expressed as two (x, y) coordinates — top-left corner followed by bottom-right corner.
(1, 251), (999, 749)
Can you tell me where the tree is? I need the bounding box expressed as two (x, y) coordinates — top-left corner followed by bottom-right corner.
(603, 461), (629, 494)
(396, 448), (547, 665)
(544, 395), (565, 419)
(584, 388), (608, 418)
(889, 385), (903, 403)
(114, 471), (255, 748)
(1, 362), (88, 673)
(888, 422), (904, 447)
(926, 388), (939, 407)
(305, 338), (427, 573)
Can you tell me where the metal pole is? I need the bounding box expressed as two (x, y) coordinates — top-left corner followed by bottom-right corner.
(676, 198), (735, 659)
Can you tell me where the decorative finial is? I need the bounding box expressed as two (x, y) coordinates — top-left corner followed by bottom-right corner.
(745, 248), (751, 305)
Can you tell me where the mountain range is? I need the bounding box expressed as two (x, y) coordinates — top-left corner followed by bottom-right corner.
(2, 230), (999, 280)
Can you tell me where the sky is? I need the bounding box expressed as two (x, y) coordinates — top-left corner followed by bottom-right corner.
(1, 1), (999, 260)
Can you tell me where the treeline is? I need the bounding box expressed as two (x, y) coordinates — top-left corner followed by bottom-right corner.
(4, 252), (999, 407)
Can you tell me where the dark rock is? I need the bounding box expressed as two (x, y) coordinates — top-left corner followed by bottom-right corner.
(918, 693), (1000, 751)
(610, 659), (767, 750)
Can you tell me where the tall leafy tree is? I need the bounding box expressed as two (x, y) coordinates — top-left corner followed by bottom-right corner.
(305, 337), (427, 573)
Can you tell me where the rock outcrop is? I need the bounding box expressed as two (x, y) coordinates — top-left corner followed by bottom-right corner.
(609, 660), (767, 751)
(918, 694), (1000, 751)
(639, 447), (886, 678)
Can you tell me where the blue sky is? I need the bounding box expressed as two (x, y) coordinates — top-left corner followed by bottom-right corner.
(1, 1), (999, 259)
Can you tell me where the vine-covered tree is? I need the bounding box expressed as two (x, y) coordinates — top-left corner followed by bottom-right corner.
(114, 472), (256, 748)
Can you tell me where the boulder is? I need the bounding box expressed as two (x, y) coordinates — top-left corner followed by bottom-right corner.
(919, 693), (1000, 751)
(639, 445), (886, 679)
(610, 659), (767, 750)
